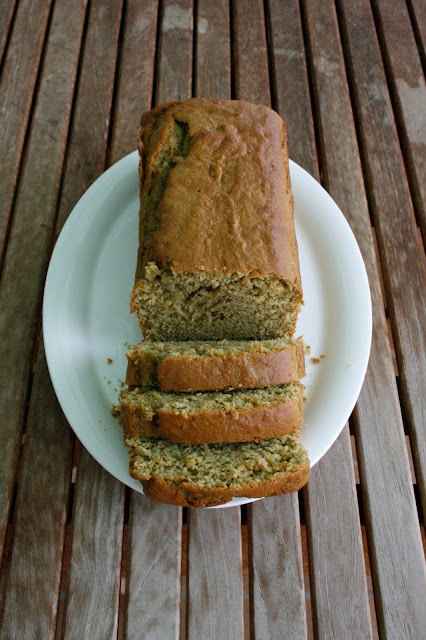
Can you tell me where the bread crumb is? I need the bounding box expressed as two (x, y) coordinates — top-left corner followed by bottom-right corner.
(107, 358), (113, 364)
(305, 345), (311, 354)
(320, 354), (326, 359)
(311, 357), (320, 364)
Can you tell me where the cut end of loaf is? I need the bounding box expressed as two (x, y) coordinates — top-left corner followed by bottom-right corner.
(127, 432), (308, 489)
(131, 263), (302, 341)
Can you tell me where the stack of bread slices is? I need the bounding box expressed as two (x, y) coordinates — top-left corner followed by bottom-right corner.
(113, 98), (310, 507)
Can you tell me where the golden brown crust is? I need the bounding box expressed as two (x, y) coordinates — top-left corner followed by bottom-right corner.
(133, 463), (310, 507)
(135, 98), (301, 284)
(157, 344), (305, 391)
(119, 396), (303, 444)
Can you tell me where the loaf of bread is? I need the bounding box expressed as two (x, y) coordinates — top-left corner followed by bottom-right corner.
(114, 383), (303, 444)
(131, 98), (303, 341)
(126, 432), (309, 507)
(126, 337), (305, 391)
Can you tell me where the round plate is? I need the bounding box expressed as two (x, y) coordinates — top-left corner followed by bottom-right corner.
(43, 151), (372, 508)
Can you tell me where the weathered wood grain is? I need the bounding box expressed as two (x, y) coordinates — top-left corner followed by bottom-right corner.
(305, 429), (373, 639)
(109, 3), (184, 636)
(109, 0), (158, 166)
(304, 0), (426, 636)
(338, 0), (426, 525)
(268, 1), (373, 636)
(0, 342), (74, 640)
(0, 0), (53, 261)
(62, 447), (124, 640)
(232, 0), (270, 105)
(43, 2), (125, 638)
(266, 0), (317, 175)
(187, 508), (243, 640)
(372, 0), (426, 241)
(0, 0), (87, 561)
(0, 0), (16, 64)
(248, 494), (307, 640)
(155, 0), (193, 105)
(408, 0), (426, 67)
(54, 0), (124, 233)
(124, 494), (182, 640)
(195, 0), (230, 99)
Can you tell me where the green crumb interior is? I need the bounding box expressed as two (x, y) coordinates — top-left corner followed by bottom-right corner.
(127, 336), (299, 362)
(126, 433), (308, 488)
(120, 383), (302, 419)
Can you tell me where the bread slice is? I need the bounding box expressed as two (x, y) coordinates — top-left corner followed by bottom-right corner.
(114, 383), (303, 444)
(126, 337), (305, 391)
(131, 98), (303, 341)
(126, 432), (310, 507)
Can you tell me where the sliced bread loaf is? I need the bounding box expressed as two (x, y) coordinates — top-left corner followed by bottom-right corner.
(114, 383), (303, 444)
(131, 98), (303, 341)
(126, 432), (310, 507)
(126, 337), (305, 391)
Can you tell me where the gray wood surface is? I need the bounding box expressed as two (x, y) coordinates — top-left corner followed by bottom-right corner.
(232, 0), (270, 105)
(111, 2), (184, 637)
(248, 495), (307, 640)
(408, 0), (426, 67)
(109, 0), (158, 165)
(62, 447), (124, 640)
(187, 508), (243, 640)
(195, 0), (230, 99)
(156, 0), (193, 105)
(305, 1), (426, 637)
(373, 0), (426, 241)
(124, 495), (182, 640)
(0, 0), (52, 258)
(0, 0), (16, 63)
(232, 7), (311, 638)
(0, 343), (74, 640)
(338, 0), (426, 524)
(44, 2), (125, 638)
(0, 0), (86, 560)
(267, 0), (317, 176)
(305, 429), (373, 639)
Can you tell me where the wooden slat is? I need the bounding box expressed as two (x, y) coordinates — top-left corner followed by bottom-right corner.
(117, 2), (187, 636)
(184, 8), (245, 640)
(0, 343), (74, 640)
(0, 0), (86, 560)
(62, 447), (124, 640)
(373, 0), (426, 240)
(304, 0), (426, 637)
(268, 1), (374, 636)
(232, 0), (270, 105)
(187, 508), (243, 640)
(124, 495), (182, 640)
(407, 0), (426, 67)
(266, 0), (316, 175)
(45, 1), (125, 638)
(232, 6), (311, 637)
(305, 429), (373, 638)
(109, 0), (158, 166)
(338, 0), (426, 523)
(0, 0), (16, 63)
(195, 0), (230, 99)
(248, 495), (307, 640)
(156, 0), (193, 105)
(0, 0), (53, 260)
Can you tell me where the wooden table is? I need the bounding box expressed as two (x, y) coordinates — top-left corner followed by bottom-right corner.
(0, 1), (425, 638)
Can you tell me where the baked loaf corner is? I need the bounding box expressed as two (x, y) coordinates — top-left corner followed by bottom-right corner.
(131, 98), (303, 341)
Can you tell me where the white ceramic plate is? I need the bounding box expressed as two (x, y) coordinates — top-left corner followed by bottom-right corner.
(43, 151), (372, 508)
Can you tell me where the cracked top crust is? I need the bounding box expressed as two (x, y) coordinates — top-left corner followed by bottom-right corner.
(136, 98), (301, 285)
